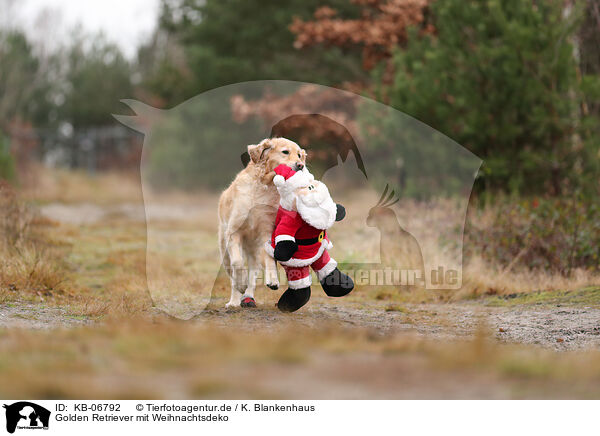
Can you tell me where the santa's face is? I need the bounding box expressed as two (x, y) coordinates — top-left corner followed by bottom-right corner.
(294, 181), (337, 230)
(296, 181), (328, 206)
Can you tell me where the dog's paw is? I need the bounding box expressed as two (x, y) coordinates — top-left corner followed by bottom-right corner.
(225, 301), (240, 309)
(265, 270), (279, 290)
(240, 296), (257, 308)
(266, 281), (279, 290)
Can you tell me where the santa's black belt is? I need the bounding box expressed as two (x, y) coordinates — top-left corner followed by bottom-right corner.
(296, 231), (325, 245)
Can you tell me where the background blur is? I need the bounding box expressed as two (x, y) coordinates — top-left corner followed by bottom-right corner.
(1, 0), (600, 399)
(2, 0), (599, 193)
(3, 0), (599, 277)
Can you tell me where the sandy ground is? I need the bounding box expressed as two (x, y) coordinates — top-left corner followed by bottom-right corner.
(0, 303), (91, 329)
(2, 296), (598, 351)
(199, 302), (600, 351)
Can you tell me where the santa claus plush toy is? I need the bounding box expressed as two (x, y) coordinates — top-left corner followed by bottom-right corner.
(265, 164), (354, 312)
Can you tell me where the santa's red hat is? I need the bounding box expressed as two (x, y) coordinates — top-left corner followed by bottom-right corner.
(273, 164), (312, 189)
(273, 164), (314, 210)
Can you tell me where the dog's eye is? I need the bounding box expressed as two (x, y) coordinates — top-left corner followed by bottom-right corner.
(282, 150), (289, 155)
(298, 153), (302, 159)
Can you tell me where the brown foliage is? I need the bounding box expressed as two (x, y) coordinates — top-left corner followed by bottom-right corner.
(232, 85), (357, 131)
(290, 0), (433, 70)
(231, 1), (435, 149)
(236, 1), (434, 145)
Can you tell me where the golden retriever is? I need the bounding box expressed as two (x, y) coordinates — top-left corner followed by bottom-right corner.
(218, 137), (307, 308)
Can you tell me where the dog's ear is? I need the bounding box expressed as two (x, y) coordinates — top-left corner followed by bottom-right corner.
(247, 140), (270, 163)
(240, 152), (250, 167)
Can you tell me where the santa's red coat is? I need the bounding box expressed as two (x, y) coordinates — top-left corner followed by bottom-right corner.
(265, 206), (332, 267)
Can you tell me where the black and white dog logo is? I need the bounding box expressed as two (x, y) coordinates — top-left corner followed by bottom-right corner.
(3, 402), (50, 433)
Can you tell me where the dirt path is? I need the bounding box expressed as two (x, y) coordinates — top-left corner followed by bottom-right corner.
(197, 300), (600, 351)
(39, 202), (208, 224)
(0, 302), (90, 329)
(2, 298), (598, 350)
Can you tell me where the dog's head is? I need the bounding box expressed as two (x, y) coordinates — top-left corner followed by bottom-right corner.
(247, 137), (307, 183)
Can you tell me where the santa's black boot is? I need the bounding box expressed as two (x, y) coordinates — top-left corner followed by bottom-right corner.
(320, 268), (354, 297)
(277, 286), (311, 312)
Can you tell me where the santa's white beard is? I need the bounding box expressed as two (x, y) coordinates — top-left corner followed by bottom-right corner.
(296, 183), (337, 230)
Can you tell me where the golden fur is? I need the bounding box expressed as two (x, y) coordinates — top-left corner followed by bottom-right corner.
(218, 137), (307, 307)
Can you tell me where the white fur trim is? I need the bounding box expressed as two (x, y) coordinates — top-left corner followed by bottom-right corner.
(285, 170), (311, 190)
(288, 275), (312, 289)
(275, 234), (295, 244)
(273, 174), (285, 187)
(264, 239), (332, 267)
(276, 168), (314, 210)
(315, 258), (338, 281)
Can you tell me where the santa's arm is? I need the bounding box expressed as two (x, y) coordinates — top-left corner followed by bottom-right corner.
(273, 210), (302, 261)
(335, 204), (346, 221)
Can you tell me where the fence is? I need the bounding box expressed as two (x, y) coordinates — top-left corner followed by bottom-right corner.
(8, 123), (142, 173)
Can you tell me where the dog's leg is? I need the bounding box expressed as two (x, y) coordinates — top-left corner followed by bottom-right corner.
(241, 255), (259, 308)
(225, 232), (246, 308)
(226, 286), (243, 308)
(218, 223), (231, 277)
(262, 249), (279, 290)
(255, 214), (279, 290)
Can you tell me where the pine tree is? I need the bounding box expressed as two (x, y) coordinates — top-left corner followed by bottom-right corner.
(380, 0), (594, 195)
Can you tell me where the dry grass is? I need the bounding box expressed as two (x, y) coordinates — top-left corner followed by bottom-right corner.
(0, 182), (69, 298)
(457, 256), (600, 300)
(0, 319), (599, 399)
(0, 178), (151, 315)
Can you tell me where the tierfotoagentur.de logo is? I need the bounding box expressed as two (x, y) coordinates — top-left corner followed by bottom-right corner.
(2, 402), (50, 434)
